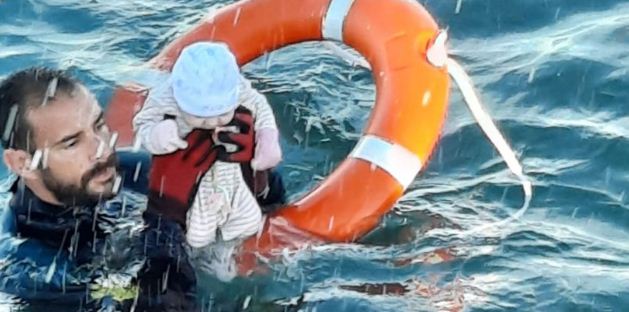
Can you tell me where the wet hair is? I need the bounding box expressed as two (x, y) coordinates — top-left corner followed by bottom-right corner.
(0, 67), (79, 152)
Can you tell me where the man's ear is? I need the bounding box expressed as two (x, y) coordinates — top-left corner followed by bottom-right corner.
(3, 148), (39, 180)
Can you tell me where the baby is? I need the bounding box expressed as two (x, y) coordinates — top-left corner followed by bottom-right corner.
(133, 42), (282, 250)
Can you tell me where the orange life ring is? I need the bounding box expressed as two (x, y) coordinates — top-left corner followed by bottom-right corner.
(106, 0), (449, 272)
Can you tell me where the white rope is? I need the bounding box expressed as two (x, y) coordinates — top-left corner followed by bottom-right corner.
(446, 57), (533, 234)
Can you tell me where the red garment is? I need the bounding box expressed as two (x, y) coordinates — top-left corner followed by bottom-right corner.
(147, 107), (257, 227)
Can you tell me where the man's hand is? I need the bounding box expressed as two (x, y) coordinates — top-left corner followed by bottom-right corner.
(147, 129), (218, 227)
(214, 106), (255, 163)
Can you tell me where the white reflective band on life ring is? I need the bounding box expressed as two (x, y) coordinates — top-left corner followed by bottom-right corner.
(322, 0), (356, 41)
(350, 135), (422, 189)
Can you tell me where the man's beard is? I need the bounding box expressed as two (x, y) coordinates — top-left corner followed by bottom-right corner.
(41, 153), (118, 206)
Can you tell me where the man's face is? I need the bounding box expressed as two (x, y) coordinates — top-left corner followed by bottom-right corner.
(27, 85), (117, 206)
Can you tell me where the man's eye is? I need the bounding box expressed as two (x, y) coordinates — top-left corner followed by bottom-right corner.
(65, 139), (78, 149)
(97, 121), (109, 131)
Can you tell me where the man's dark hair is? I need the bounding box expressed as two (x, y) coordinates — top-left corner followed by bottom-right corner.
(0, 67), (78, 152)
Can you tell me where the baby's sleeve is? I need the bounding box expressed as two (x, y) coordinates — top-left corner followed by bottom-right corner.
(132, 79), (184, 153)
(237, 76), (277, 131)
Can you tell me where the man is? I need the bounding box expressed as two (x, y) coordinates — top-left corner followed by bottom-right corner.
(0, 67), (198, 311)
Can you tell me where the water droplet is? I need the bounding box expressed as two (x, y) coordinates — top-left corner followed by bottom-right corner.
(133, 161), (142, 182)
(132, 136), (142, 153)
(121, 196), (127, 218)
(233, 7), (242, 26)
(29, 149), (43, 171)
(455, 0), (463, 14)
(27, 200), (33, 223)
(26, 131), (31, 153)
(2, 104), (17, 142)
(264, 52), (274, 71)
(604, 167), (612, 186)
(112, 175), (122, 195)
(528, 66), (537, 83)
(62, 262), (67, 294)
(159, 176), (165, 197)
(242, 296), (251, 309)
(162, 264), (170, 292)
(41, 148), (50, 169)
(41, 78), (58, 107)
(95, 139), (106, 159)
(45, 260), (56, 283)
(130, 286), (139, 312)
(109, 132), (119, 149)
(422, 91), (432, 107)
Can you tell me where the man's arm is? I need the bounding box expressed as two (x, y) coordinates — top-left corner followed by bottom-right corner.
(135, 211), (199, 311)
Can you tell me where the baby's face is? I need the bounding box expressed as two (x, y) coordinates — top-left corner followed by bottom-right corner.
(182, 109), (235, 130)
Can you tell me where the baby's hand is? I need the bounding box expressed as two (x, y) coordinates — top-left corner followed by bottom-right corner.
(148, 119), (188, 155)
(213, 126), (240, 153)
(251, 128), (282, 171)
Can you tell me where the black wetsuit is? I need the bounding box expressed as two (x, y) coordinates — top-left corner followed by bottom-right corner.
(0, 178), (198, 311)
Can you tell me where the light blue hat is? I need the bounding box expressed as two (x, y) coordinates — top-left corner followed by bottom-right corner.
(171, 41), (241, 117)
